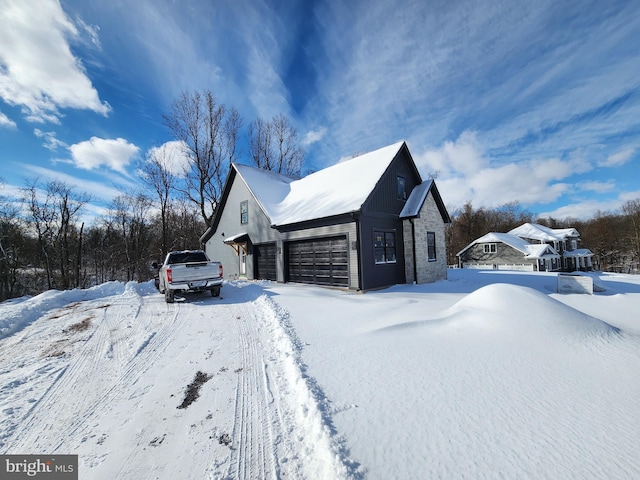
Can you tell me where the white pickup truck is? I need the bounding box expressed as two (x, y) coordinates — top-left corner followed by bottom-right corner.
(155, 250), (223, 303)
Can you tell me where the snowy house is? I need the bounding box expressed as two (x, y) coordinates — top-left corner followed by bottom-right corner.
(457, 223), (593, 272)
(200, 141), (451, 290)
(456, 232), (561, 272)
(507, 223), (594, 271)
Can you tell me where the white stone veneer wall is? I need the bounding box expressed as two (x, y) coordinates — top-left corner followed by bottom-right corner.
(403, 192), (448, 284)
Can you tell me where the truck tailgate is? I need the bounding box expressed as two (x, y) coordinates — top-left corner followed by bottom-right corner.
(170, 264), (220, 282)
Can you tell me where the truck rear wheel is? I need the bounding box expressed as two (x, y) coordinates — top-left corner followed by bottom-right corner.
(165, 289), (175, 303)
(211, 286), (221, 297)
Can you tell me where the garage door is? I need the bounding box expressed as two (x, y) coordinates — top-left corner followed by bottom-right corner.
(254, 243), (277, 281)
(287, 237), (349, 287)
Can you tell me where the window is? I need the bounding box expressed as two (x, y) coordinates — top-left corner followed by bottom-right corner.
(427, 231), (436, 261)
(483, 243), (497, 253)
(374, 231), (396, 264)
(397, 176), (407, 200)
(240, 200), (248, 224)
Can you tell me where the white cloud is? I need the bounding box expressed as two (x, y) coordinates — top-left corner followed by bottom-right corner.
(600, 148), (635, 167)
(619, 190), (640, 202)
(146, 140), (190, 176)
(34, 128), (68, 151)
(74, 15), (101, 49)
(538, 199), (623, 220)
(0, 0), (110, 123)
(0, 110), (16, 128)
(579, 180), (616, 194)
(68, 137), (139, 174)
(470, 164), (568, 206)
(414, 131), (592, 210)
(302, 128), (327, 147)
(416, 131), (487, 177)
(19, 164), (127, 202)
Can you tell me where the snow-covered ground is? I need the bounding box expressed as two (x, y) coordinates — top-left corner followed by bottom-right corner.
(1, 269), (639, 479)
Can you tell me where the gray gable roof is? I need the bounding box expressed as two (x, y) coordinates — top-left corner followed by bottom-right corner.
(456, 232), (559, 258)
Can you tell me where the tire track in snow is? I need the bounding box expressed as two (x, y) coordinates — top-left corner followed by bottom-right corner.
(6, 289), (182, 454)
(1, 299), (114, 452)
(226, 302), (279, 479)
(61, 295), (182, 451)
(224, 295), (358, 479)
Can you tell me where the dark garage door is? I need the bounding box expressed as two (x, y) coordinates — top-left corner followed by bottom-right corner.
(254, 243), (277, 281)
(287, 237), (348, 287)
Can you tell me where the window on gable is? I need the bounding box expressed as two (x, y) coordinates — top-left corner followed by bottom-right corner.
(374, 231), (397, 264)
(483, 243), (497, 253)
(427, 231), (436, 261)
(397, 175), (407, 200)
(240, 200), (248, 224)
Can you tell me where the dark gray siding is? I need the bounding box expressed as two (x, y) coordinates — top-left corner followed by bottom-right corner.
(363, 151), (421, 216)
(358, 214), (406, 290)
(356, 149), (419, 290)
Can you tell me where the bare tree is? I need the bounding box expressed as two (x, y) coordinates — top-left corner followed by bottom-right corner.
(22, 180), (56, 289)
(0, 178), (22, 299)
(166, 199), (206, 251)
(108, 193), (153, 281)
(163, 90), (241, 225)
(21, 180), (90, 290)
(140, 144), (179, 259)
(48, 181), (91, 289)
(248, 113), (304, 177)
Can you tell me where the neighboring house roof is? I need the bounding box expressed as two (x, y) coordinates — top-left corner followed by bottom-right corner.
(399, 179), (451, 223)
(456, 232), (560, 258)
(563, 248), (594, 257)
(508, 223), (579, 242)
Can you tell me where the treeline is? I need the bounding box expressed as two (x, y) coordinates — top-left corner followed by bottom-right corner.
(0, 177), (206, 300)
(446, 200), (640, 272)
(3, 187), (638, 302)
(0, 89), (306, 301)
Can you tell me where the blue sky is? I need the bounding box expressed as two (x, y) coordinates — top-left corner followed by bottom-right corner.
(1, 0), (639, 222)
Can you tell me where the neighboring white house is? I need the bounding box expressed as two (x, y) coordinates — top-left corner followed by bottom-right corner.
(508, 223), (594, 271)
(457, 223), (594, 272)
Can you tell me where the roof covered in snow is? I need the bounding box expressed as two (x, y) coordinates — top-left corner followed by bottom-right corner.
(457, 232), (559, 258)
(234, 141), (408, 227)
(563, 248), (594, 257)
(508, 223), (580, 242)
(399, 180), (433, 218)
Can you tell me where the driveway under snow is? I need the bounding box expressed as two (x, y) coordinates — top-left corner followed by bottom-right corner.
(0, 282), (350, 479)
(1, 269), (639, 479)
